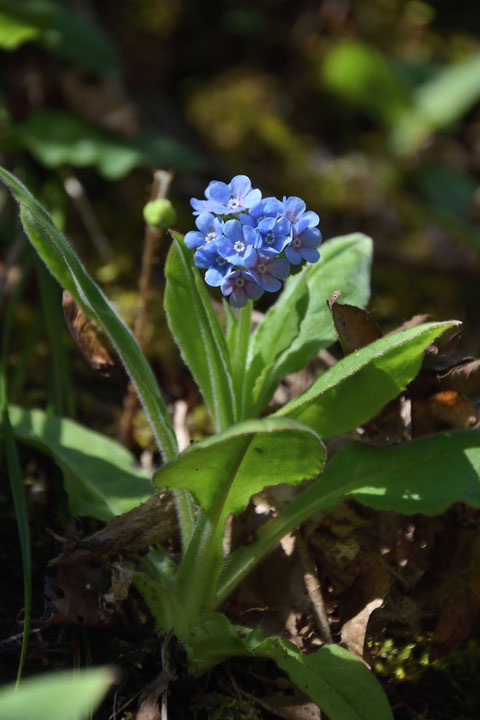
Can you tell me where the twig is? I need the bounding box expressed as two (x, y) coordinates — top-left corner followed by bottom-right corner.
(118, 170), (173, 446)
(295, 531), (333, 644)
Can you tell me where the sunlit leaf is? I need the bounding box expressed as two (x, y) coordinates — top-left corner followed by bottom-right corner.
(0, 10), (40, 49)
(153, 416), (325, 515)
(246, 233), (373, 415)
(278, 321), (457, 437)
(165, 232), (236, 431)
(0, 667), (115, 720)
(8, 406), (153, 521)
(256, 638), (393, 720)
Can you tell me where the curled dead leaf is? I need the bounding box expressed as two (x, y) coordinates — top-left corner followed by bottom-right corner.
(437, 358), (480, 396)
(63, 290), (114, 375)
(340, 598), (383, 660)
(50, 490), (177, 566)
(328, 291), (382, 355)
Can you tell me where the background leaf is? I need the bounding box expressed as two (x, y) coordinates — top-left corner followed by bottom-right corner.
(8, 406), (153, 521)
(0, 0), (119, 75)
(278, 321), (457, 437)
(15, 110), (202, 179)
(0, 667), (115, 720)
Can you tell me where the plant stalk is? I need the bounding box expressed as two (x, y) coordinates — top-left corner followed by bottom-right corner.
(232, 300), (252, 421)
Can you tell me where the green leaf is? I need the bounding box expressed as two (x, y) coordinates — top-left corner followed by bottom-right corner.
(392, 52), (480, 153)
(154, 416), (325, 619)
(165, 233), (235, 431)
(153, 416), (325, 516)
(0, 0), (119, 75)
(278, 321), (457, 438)
(0, 10), (41, 49)
(217, 428), (480, 607)
(299, 428), (480, 515)
(0, 667), (115, 720)
(8, 406), (154, 521)
(415, 52), (480, 126)
(256, 638), (393, 720)
(322, 41), (411, 126)
(0, 403), (31, 681)
(246, 233), (373, 414)
(0, 167), (177, 460)
(15, 110), (202, 179)
(187, 612), (251, 675)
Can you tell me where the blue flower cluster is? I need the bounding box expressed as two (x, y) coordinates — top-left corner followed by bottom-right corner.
(185, 175), (322, 308)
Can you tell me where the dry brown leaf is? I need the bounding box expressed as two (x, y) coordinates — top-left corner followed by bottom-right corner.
(50, 490), (177, 566)
(63, 290), (115, 375)
(328, 291), (383, 355)
(430, 530), (480, 660)
(425, 390), (477, 429)
(340, 598), (383, 659)
(44, 563), (116, 627)
(437, 358), (480, 396)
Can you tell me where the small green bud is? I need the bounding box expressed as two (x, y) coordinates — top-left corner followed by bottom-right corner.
(143, 198), (177, 229)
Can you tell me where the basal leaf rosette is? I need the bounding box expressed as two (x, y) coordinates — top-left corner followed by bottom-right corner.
(184, 175), (322, 307)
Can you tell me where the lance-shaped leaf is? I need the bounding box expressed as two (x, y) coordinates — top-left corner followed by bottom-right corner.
(244, 233), (373, 415)
(165, 232), (235, 431)
(217, 429), (480, 605)
(0, 167), (177, 460)
(8, 406), (153, 521)
(255, 638), (393, 720)
(153, 416), (325, 516)
(298, 428), (480, 515)
(277, 321), (458, 437)
(0, 667), (115, 720)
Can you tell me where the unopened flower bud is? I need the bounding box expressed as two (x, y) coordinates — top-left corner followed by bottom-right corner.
(143, 199), (177, 229)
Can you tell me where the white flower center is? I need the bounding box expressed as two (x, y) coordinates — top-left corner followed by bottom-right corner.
(228, 198), (241, 210)
(235, 276), (245, 288)
(233, 240), (245, 253)
(205, 231), (216, 243)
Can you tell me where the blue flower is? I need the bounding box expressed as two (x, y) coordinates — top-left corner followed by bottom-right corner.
(285, 219), (322, 265)
(216, 219), (257, 266)
(245, 248), (290, 292)
(194, 244), (231, 287)
(191, 175), (262, 216)
(221, 269), (263, 308)
(184, 213), (224, 250)
(281, 196), (319, 228)
(185, 176), (322, 307)
(256, 216), (291, 253)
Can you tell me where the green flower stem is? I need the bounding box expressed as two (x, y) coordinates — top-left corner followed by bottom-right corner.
(232, 300), (252, 421)
(173, 487), (196, 551)
(174, 438), (252, 626)
(215, 481), (325, 607)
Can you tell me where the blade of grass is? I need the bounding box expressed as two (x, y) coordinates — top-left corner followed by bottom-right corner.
(36, 258), (75, 416)
(0, 257), (32, 682)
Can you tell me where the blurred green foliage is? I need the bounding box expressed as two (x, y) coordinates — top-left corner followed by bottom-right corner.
(1, 0), (480, 399)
